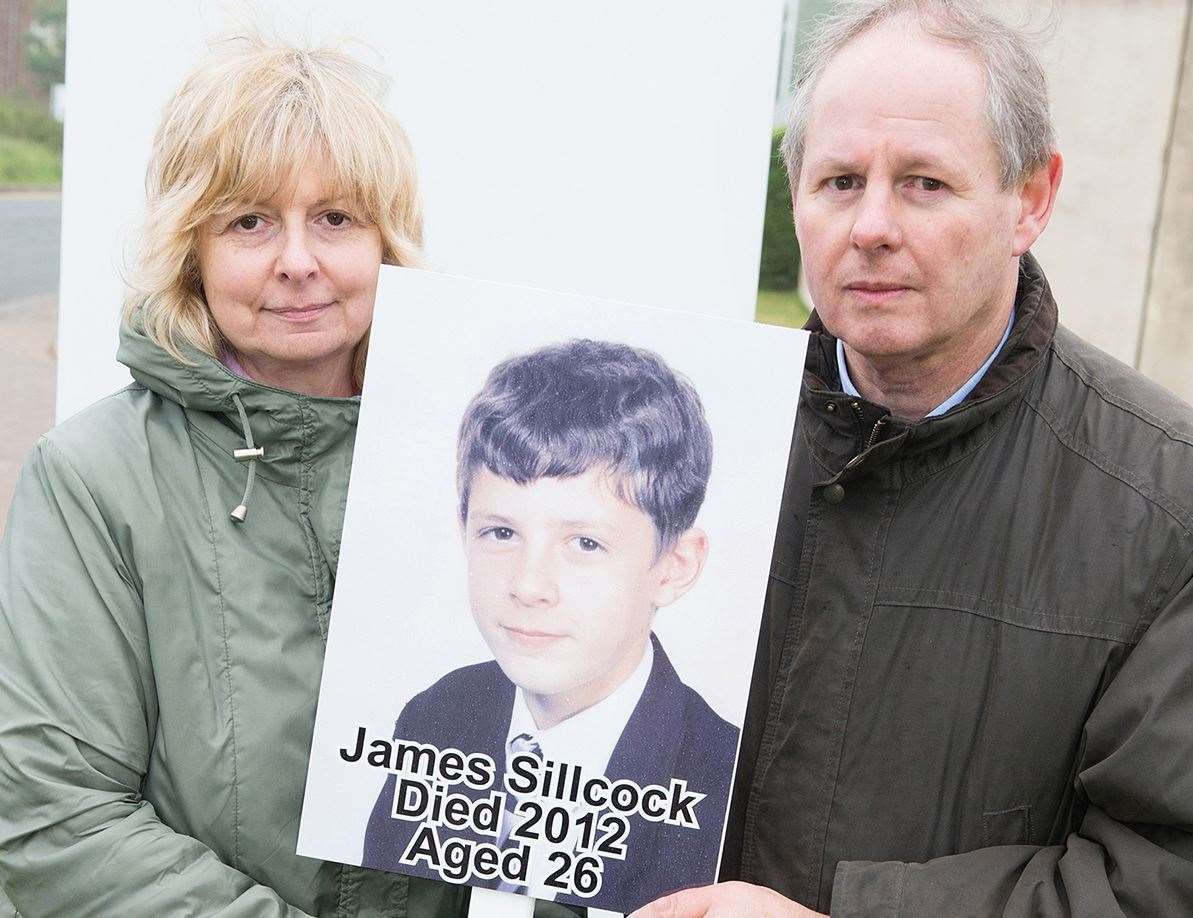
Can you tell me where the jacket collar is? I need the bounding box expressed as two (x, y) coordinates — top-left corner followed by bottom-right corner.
(800, 252), (1058, 485)
(116, 321), (360, 492)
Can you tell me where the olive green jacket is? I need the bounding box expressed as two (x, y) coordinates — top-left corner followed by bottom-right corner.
(0, 325), (484, 916)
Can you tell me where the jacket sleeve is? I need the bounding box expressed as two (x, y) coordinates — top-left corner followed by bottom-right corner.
(831, 555), (1193, 917)
(0, 440), (312, 918)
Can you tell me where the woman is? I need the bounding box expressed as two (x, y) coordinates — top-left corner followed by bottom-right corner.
(0, 36), (467, 917)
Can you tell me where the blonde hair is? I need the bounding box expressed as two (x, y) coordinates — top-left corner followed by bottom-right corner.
(123, 34), (424, 388)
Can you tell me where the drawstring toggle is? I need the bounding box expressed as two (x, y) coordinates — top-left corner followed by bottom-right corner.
(229, 393), (262, 523)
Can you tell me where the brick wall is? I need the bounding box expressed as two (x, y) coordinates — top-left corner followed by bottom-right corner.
(0, 0), (36, 98)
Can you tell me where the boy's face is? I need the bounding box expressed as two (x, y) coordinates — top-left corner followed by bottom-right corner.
(463, 466), (705, 726)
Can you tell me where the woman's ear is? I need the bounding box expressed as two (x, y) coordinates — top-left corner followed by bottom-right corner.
(653, 528), (709, 609)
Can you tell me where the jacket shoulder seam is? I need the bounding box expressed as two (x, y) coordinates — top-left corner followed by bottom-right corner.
(1025, 366), (1193, 537)
(1050, 336), (1193, 449)
(36, 437), (142, 594)
(1022, 395), (1193, 635)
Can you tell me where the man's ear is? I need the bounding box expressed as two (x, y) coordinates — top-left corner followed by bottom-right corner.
(1012, 151), (1063, 256)
(653, 528), (709, 609)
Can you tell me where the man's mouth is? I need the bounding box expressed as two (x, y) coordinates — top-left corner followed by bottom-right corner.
(844, 282), (911, 303)
(845, 281), (910, 292)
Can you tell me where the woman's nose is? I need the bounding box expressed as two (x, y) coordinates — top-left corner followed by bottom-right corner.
(275, 227), (319, 281)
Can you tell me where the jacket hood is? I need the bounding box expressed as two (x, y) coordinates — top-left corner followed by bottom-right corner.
(117, 321), (360, 513)
(799, 251), (1059, 485)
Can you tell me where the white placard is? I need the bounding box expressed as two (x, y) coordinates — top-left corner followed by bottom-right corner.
(297, 267), (807, 914)
(56, 0), (785, 420)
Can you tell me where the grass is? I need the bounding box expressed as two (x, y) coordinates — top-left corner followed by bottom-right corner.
(0, 134), (62, 184)
(755, 287), (809, 329)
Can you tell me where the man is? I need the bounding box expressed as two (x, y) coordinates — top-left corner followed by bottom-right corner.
(634, 1), (1193, 916)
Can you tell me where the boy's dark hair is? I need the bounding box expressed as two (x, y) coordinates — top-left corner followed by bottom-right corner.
(457, 339), (713, 551)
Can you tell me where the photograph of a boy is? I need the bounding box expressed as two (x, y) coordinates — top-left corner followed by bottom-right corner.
(362, 339), (740, 911)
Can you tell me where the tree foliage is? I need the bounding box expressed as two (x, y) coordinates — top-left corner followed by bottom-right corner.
(25, 0), (68, 92)
(759, 129), (801, 291)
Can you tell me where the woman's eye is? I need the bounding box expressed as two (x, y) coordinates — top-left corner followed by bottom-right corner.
(575, 536), (603, 553)
(234, 214), (261, 231)
(325, 211), (350, 227)
(484, 526), (515, 541)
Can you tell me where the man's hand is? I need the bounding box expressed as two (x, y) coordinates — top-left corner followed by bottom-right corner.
(627, 881), (828, 917)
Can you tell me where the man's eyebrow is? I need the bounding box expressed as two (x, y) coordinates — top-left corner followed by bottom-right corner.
(804, 156), (859, 176)
(897, 155), (952, 175)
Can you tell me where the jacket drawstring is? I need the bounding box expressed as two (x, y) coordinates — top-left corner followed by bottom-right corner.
(229, 393), (264, 523)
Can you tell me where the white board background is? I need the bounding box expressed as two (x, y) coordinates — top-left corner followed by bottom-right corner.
(297, 267), (808, 867)
(56, 0), (785, 420)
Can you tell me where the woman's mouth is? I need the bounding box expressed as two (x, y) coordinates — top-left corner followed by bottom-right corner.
(269, 301), (336, 322)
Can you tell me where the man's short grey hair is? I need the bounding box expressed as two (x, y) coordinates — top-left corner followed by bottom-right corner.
(782, 0), (1056, 190)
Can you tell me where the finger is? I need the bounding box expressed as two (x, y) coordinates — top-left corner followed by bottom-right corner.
(628, 884), (719, 918)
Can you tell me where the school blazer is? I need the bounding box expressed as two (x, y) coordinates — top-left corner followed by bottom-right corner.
(362, 633), (740, 913)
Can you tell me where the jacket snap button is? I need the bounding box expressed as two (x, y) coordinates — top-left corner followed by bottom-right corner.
(823, 483), (845, 504)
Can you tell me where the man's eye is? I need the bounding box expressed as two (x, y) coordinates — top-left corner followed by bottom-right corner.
(574, 536), (603, 553)
(831, 175), (857, 191)
(482, 526), (515, 541)
(913, 177), (944, 192)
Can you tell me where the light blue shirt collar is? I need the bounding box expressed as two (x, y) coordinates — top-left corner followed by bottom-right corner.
(835, 309), (1015, 418)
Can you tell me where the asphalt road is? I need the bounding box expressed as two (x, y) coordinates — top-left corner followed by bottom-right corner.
(0, 193), (62, 301)
(0, 192), (60, 535)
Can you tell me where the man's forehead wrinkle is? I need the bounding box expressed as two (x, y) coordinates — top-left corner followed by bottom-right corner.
(805, 130), (961, 171)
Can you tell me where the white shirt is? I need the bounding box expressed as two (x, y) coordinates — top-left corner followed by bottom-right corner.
(505, 638), (654, 779)
(501, 639), (655, 899)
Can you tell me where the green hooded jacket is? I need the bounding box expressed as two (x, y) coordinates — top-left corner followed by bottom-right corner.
(0, 324), (542, 916)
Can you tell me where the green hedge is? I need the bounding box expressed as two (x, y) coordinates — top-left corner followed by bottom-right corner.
(758, 129), (801, 291)
(0, 96), (63, 150)
(0, 134), (62, 183)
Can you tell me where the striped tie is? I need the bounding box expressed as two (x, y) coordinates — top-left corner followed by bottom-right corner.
(496, 732), (542, 894)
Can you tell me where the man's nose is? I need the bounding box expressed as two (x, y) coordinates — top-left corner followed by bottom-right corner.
(510, 545), (558, 607)
(849, 186), (902, 252)
(275, 226), (319, 281)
